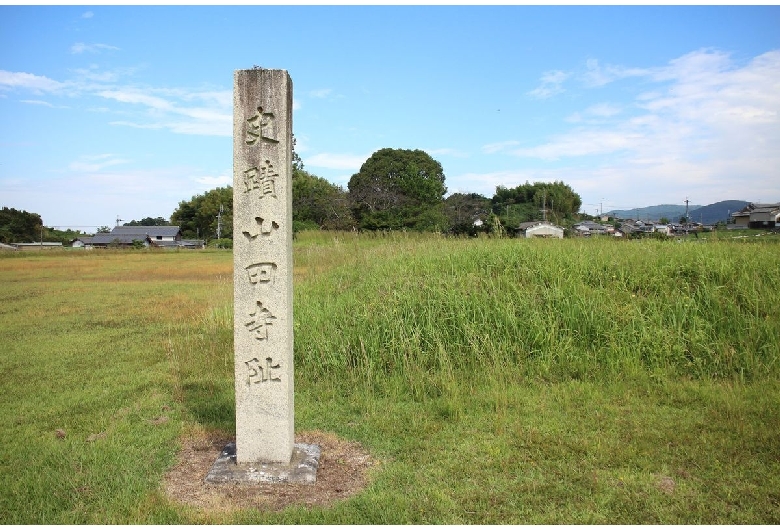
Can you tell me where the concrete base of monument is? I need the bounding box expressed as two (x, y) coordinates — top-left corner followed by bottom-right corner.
(204, 442), (321, 484)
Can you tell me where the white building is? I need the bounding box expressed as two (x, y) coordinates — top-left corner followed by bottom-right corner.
(517, 221), (564, 239)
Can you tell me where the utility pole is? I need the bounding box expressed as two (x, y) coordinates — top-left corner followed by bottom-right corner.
(540, 191), (548, 221)
(684, 198), (689, 224)
(216, 204), (224, 239)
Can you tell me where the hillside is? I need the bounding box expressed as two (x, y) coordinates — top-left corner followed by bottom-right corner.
(688, 200), (749, 224)
(606, 204), (701, 222)
(607, 201), (749, 224)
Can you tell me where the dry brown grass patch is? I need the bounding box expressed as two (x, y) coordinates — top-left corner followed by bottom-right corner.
(164, 429), (377, 515)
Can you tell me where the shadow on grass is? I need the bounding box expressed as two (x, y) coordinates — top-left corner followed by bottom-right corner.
(182, 381), (235, 432)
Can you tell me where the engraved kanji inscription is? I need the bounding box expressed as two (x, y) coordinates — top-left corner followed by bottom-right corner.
(243, 161), (278, 196)
(245, 301), (277, 340)
(242, 217), (279, 240)
(246, 262), (277, 284)
(245, 356), (282, 384)
(246, 106), (279, 145)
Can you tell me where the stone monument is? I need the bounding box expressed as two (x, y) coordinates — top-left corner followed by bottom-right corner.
(206, 68), (319, 484)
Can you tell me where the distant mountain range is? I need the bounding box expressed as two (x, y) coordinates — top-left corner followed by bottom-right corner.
(606, 200), (749, 225)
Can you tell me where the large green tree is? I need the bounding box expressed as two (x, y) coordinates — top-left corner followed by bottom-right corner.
(492, 181), (582, 227)
(293, 168), (354, 231)
(170, 186), (233, 240)
(444, 192), (491, 236)
(123, 217), (170, 227)
(348, 148), (447, 231)
(0, 207), (42, 244)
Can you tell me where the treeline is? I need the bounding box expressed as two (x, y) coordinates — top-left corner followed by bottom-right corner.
(2, 147), (584, 244)
(171, 147), (584, 241)
(0, 207), (89, 245)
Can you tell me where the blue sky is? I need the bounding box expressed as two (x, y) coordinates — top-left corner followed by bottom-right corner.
(1, 5), (779, 230)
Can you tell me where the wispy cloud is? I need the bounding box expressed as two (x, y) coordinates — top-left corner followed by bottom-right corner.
(309, 88), (333, 98)
(20, 99), (56, 108)
(427, 147), (469, 158)
(70, 42), (120, 54)
(528, 70), (570, 99)
(81, 11), (94, 19)
(195, 175), (232, 188)
(567, 102), (623, 123)
(98, 89), (172, 110)
(98, 87), (231, 136)
(482, 140), (521, 154)
(2, 66), (232, 137)
(582, 58), (648, 87)
(491, 48), (780, 206)
(511, 49), (779, 162)
(70, 65), (139, 83)
(69, 154), (130, 173)
(5, 165), (225, 227)
(0, 70), (66, 93)
(511, 129), (641, 160)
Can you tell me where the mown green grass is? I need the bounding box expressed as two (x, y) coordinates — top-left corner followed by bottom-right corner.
(1, 235), (778, 523)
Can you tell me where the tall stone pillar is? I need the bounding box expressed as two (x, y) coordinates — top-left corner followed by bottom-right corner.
(233, 69), (294, 464)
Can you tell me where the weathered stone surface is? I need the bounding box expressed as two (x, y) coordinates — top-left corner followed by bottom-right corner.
(233, 68), (294, 464)
(204, 442), (321, 485)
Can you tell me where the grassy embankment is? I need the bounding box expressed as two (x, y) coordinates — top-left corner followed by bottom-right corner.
(1, 232), (778, 523)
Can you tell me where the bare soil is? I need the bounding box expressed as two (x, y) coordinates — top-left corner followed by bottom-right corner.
(163, 429), (376, 514)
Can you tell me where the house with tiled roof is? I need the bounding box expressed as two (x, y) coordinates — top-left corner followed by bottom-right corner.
(81, 225), (191, 248)
(731, 203), (780, 229)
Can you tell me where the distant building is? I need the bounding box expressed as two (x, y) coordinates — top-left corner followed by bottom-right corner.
(13, 242), (63, 251)
(517, 221), (564, 239)
(731, 203), (780, 228)
(573, 220), (609, 236)
(82, 225), (202, 249)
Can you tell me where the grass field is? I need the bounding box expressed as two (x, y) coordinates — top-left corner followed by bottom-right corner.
(1, 232), (779, 523)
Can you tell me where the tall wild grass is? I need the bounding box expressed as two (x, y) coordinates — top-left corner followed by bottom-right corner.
(292, 233), (779, 393)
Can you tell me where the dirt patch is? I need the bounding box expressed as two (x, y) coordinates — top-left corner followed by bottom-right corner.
(655, 475), (676, 495)
(164, 430), (377, 513)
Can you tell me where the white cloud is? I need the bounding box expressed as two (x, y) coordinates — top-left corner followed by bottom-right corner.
(69, 154), (130, 173)
(0, 70), (66, 93)
(586, 103), (623, 117)
(485, 48), (780, 208)
(567, 102), (623, 123)
(97, 89), (172, 110)
(20, 99), (55, 107)
(70, 42), (120, 54)
(427, 148), (469, 158)
(194, 175), (232, 188)
(108, 121), (165, 130)
(81, 11), (94, 19)
(513, 49), (780, 164)
(70, 65), (139, 83)
(582, 58), (648, 87)
(309, 88), (333, 98)
(511, 129), (641, 160)
(528, 70), (570, 99)
(19, 166), (227, 227)
(2, 67), (232, 137)
(482, 140), (521, 154)
(98, 88), (232, 136)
